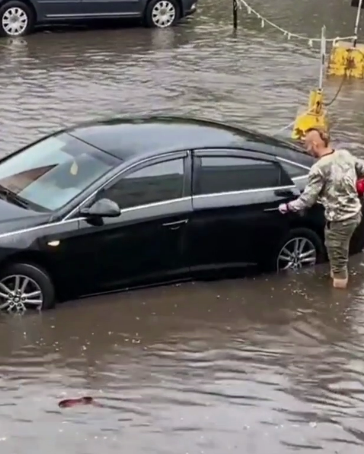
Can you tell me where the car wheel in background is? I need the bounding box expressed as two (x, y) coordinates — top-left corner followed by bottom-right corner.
(0, 263), (56, 312)
(0, 1), (34, 37)
(144, 0), (180, 28)
(274, 228), (325, 272)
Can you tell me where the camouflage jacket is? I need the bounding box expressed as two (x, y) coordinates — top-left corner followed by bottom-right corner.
(288, 149), (364, 222)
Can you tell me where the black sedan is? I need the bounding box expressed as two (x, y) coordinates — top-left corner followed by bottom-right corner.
(0, 115), (363, 312)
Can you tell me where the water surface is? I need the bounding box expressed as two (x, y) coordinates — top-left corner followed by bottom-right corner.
(1, 0), (364, 452)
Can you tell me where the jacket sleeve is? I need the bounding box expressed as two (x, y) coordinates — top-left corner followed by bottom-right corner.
(288, 167), (324, 212)
(354, 157), (364, 178)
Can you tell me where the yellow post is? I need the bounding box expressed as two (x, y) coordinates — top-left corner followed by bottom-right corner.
(291, 89), (328, 140)
(291, 27), (329, 141)
(327, 0), (364, 78)
(327, 40), (364, 78)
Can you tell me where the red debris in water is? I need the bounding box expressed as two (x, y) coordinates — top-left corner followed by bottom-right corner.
(58, 396), (96, 408)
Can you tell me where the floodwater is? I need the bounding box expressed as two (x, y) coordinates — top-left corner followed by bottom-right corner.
(1, 0), (364, 452)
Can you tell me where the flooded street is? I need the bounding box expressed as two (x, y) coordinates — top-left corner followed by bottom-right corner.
(2, 0), (364, 452)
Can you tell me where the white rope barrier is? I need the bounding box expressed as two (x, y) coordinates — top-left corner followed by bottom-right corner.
(237, 0), (356, 47)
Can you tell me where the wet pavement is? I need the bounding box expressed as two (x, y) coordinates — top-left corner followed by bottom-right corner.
(1, 0), (364, 452)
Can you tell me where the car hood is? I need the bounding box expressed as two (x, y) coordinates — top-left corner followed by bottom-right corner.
(0, 198), (52, 236)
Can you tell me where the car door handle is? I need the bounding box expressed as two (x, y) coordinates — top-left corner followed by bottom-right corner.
(264, 206), (304, 216)
(264, 207), (280, 212)
(162, 219), (188, 229)
(274, 189), (295, 197)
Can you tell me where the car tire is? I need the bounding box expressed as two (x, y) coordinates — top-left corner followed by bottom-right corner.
(270, 227), (325, 273)
(0, 1), (34, 38)
(0, 263), (56, 312)
(144, 0), (180, 28)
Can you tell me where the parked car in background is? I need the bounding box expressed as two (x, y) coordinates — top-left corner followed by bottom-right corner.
(0, 0), (198, 37)
(0, 115), (363, 312)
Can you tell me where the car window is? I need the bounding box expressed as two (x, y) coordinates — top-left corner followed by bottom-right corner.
(0, 133), (118, 211)
(244, 141), (315, 167)
(279, 160), (309, 178)
(270, 145), (314, 167)
(194, 156), (281, 195)
(102, 158), (184, 209)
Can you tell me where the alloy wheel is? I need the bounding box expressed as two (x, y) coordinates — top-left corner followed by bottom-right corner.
(277, 237), (317, 271)
(2, 7), (28, 36)
(151, 1), (176, 28)
(0, 274), (43, 312)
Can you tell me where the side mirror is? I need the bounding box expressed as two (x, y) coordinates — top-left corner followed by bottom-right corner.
(80, 198), (121, 218)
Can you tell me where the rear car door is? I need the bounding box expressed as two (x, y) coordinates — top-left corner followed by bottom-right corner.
(186, 149), (300, 272)
(70, 152), (192, 295)
(278, 155), (326, 223)
(277, 157), (311, 192)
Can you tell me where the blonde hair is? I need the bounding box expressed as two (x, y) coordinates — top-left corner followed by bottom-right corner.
(305, 127), (330, 147)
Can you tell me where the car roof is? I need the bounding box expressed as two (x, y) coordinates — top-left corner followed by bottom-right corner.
(67, 115), (314, 167)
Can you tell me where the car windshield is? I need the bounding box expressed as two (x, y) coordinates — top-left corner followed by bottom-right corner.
(0, 133), (117, 211)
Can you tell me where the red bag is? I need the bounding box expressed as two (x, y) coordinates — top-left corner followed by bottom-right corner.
(357, 179), (364, 196)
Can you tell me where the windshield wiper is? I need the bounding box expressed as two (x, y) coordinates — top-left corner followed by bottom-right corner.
(0, 185), (30, 209)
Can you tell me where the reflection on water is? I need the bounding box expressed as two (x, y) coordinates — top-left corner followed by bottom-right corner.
(1, 260), (364, 453)
(1, 0), (364, 452)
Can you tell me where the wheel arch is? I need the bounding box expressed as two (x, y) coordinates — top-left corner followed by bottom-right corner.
(289, 218), (325, 244)
(0, 0), (37, 23)
(0, 251), (64, 300)
(262, 219), (326, 273)
(282, 220), (327, 263)
(144, 0), (183, 20)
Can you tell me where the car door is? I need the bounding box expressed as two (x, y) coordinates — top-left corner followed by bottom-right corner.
(34, 0), (84, 18)
(186, 149), (300, 272)
(79, 0), (140, 16)
(66, 152), (192, 295)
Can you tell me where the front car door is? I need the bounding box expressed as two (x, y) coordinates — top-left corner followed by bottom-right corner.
(34, 0), (84, 19)
(186, 149), (300, 272)
(67, 151), (192, 295)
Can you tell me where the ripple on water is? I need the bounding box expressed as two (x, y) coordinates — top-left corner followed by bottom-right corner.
(1, 0), (364, 452)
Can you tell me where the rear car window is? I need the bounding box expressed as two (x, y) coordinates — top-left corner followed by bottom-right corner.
(194, 156), (281, 195)
(244, 141), (315, 168)
(279, 160), (309, 178)
(272, 145), (314, 167)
